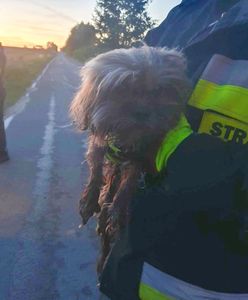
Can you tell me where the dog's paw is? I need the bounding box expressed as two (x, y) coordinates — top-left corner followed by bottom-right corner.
(79, 198), (100, 225)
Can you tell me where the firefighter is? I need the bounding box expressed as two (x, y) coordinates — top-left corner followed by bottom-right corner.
(99, 111), (248, 300)
(98, 1), (248, 299)
(145, 0), (248, 138)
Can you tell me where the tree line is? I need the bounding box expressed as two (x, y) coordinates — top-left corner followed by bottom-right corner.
(63, 0), (155, 62)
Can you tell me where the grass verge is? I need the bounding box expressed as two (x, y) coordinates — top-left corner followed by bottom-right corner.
(4, 55), (54, 108)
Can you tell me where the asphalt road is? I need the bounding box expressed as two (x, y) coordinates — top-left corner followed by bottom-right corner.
(0, 54), (101, 300)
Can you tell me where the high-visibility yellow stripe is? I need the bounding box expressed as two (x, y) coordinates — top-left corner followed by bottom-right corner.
(189, 79), (248, 124)
(198, 111), (248, 144)
(140, 263), (248, 300)
(139, 283), (175, 300)
(155, 115), (192, 172)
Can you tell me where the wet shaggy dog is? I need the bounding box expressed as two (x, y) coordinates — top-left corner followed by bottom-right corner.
(70, 46), (191, 273)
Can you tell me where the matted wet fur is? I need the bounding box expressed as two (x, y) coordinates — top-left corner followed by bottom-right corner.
(70, 45), (191, 273)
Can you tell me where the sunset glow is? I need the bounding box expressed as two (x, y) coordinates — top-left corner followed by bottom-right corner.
(0, 0), (181, 48)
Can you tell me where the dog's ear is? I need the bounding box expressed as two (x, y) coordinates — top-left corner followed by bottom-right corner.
(70, 69), (99, 130)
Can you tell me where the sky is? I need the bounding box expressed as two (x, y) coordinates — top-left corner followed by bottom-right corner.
(0, 0), (181, 48)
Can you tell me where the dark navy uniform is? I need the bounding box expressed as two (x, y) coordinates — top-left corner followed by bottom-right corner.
(100, 1), (248, 298)
(100, 133), (248, 299)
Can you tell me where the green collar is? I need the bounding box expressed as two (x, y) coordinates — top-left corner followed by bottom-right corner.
(105, 139), (122, 164)
(155, 115), (193, 172)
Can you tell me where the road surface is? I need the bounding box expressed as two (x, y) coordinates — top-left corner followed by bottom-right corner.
(0, 54), (101, 300)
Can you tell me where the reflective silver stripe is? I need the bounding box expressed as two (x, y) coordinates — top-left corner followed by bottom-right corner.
(201, 54), (248, 89)
(141, 263), (248, 300)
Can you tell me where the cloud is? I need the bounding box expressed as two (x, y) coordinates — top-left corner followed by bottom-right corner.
(20, 0), (79, 24)
(13, 20), (67, 34)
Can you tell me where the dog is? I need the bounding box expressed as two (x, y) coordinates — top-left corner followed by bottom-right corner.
(70, 45), (191, 273)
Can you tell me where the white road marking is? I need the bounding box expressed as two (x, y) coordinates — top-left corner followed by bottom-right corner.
(9, 95), (57, 299)
(30, 56), (56, 91)
(32, 95), (56, 217)
(4, 93), (31, 129)
(4, 115), (14, 129)
(4, 56), (57, 130)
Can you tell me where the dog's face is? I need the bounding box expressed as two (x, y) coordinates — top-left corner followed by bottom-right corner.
(90, 86), (183, 157)
(71, 46), (191, 161)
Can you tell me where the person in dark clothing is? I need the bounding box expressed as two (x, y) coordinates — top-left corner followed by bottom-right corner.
(0, 42), (9, 163)
(100, 134), (248, 299)
(145, 0), (248, 133)
(145, 0), (240, 80)
(99, 1), (248, 297)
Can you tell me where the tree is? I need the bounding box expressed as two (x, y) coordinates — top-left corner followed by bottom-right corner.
(63, 22), (96, 54)
(47, 42), (58, 52)
(94, 0), (154, 50)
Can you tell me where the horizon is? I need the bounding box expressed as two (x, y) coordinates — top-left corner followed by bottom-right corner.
(0, 0), (181, 49)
